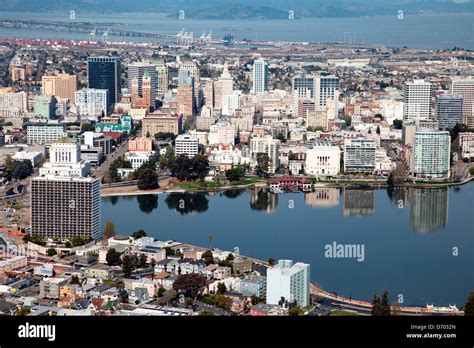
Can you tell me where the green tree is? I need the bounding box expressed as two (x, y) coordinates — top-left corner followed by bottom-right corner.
(199, 310), (215, 316)
(392, 119), (403, 130)
(168, 155), (209, 181)
(225, 167), (245, 182)
(381, 290), (391, 316)
(256, 153), (270, 177)
(201, 250), (214, 265)
(376, 126), (381, 135)
(138, 254), (148, 268)
(217, 282), (227, 294)
(106, 248), (121, 266)
(172, 273), (207, 299)
(10, 160), (33, 180)
(464, 292), (474, 316)
(70, 275), (80, 285)
(215, 294), (233, 310)
(46, 248), (57, 257)
(131, 229), (147, 239)
(122, 255), (135, 278)
(137, 168), (159, 190)
(289, 306), (303, 316)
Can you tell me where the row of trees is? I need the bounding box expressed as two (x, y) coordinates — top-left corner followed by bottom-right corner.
(168, 154), (209, 181)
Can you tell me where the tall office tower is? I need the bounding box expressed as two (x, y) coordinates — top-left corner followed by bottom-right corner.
(31, 176), (101, 240)
(179, 61), (200, 84)
(314, 75), (340, 108)
(222, 93), (240, 116)
(343, 138), (376, 174)
(252, 58), (269, 94)
(436, 94), (463, 129)
(131, 69), (152, 111)
(177, 83), (194, 116)
(293, 75), (315, 99)
(266, 260), (310, 308)
(42, 73), (78, 104)
(202, 78), (215, 107)
(450, 78), (474, 128)
(412, 129), (451, 179)
(156, 63), (169, 97)
(34, 95), (57, 119)
(403, 79), (432, 122)
(87, 56), (121, 106)
(250, 135), (280, 173)
(214, 64), (234, 111)
(75, 88), (109, 118)
(127, 63), (156, 108)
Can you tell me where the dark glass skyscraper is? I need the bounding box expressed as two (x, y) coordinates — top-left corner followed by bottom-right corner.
(87, 56), (121, 107)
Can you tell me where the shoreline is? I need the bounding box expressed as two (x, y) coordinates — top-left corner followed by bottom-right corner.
(100, 177), (473, 197)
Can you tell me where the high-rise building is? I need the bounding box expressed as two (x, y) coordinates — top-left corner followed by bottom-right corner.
(179, 61), (200, 84)
(87, 56), (121, 106)
(250, 135), (280, 173)
(214, 64), (234, 112)
(315, 75), (339, 108)
(175, 134), (199, 158)
(403, 80), (432, 122)
(450, 78), (474, 128)
(266, 259), (310, 308)
(156, 63), (169, 97)
(42, 73), (78, 104)
(412, 129), (450, 179)
(75, 88), (109, 118)
(131, 69), (153, 111)
(128, 63), (157, 108)
(31, 176), (101, 240)
(34, 95), (57, 119)
(177, 83), (194, 116)
(252, 58), (269, 94)
(293, 75), (315, 99)
(436, 94), (463, 129)
(343, 138), (376, 174)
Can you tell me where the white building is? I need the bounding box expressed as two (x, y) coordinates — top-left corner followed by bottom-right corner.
(250, 135), (280, 174)
(27, 124), (66, 145)
(343, 138), (376, 174)
(252, 58), (269, 94)
(266, 259), (310, 308)
(39, 138), (91, 177)
(125, 151), (156, 169)
(459, 132), (474, 160)
(450, 78), (474, 128)
(222, 93), (241, 116)
(412, 129), (451, 179)
(403, 80), (432, 122)
(315, 75), (339, 108)
(175, 134), (199, 158)
(305, 141), (341, 176)
(75, 88), (109, 118)
(208, 122), (235, 146)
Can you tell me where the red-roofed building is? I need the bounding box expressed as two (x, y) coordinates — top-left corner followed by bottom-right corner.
(267, 175), (312, 192)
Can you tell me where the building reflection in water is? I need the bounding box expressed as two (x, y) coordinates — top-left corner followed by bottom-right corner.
(406, 188), (449, 233)
(249, 188), (278, 213)
(305, 188), (340, 208)
(342, 189), (375, 217)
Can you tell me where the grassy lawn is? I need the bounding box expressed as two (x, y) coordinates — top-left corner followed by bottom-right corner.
(172, 181), (223, 191)
(231, 176), (266, 186)
(330, 309), (360, 316)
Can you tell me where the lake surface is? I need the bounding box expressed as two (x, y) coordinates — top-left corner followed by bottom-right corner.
(1, 12), (473, 49)
(101, 183), (474, 307)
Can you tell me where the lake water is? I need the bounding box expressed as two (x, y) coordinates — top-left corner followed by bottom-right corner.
(0, 12), (473, 49)
(101, 183), (474, 307)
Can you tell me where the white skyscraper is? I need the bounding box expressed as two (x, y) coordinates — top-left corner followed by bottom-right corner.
(75, 88), (109, 118)
(250, 135), (280, 173)
(175, 134), (199, 158)
(403, 80), (432, 122)
(450, 77), (474, 128)
(412, 129), (451, 179)
(252, 58), (269, 94)
(315, 75), (339, 108)
(266, 259), (310, 308)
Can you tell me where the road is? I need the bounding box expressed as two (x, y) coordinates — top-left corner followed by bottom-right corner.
(92, 139), (129, 180)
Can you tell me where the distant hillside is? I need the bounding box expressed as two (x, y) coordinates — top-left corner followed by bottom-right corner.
(1, 0), (473, 18)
